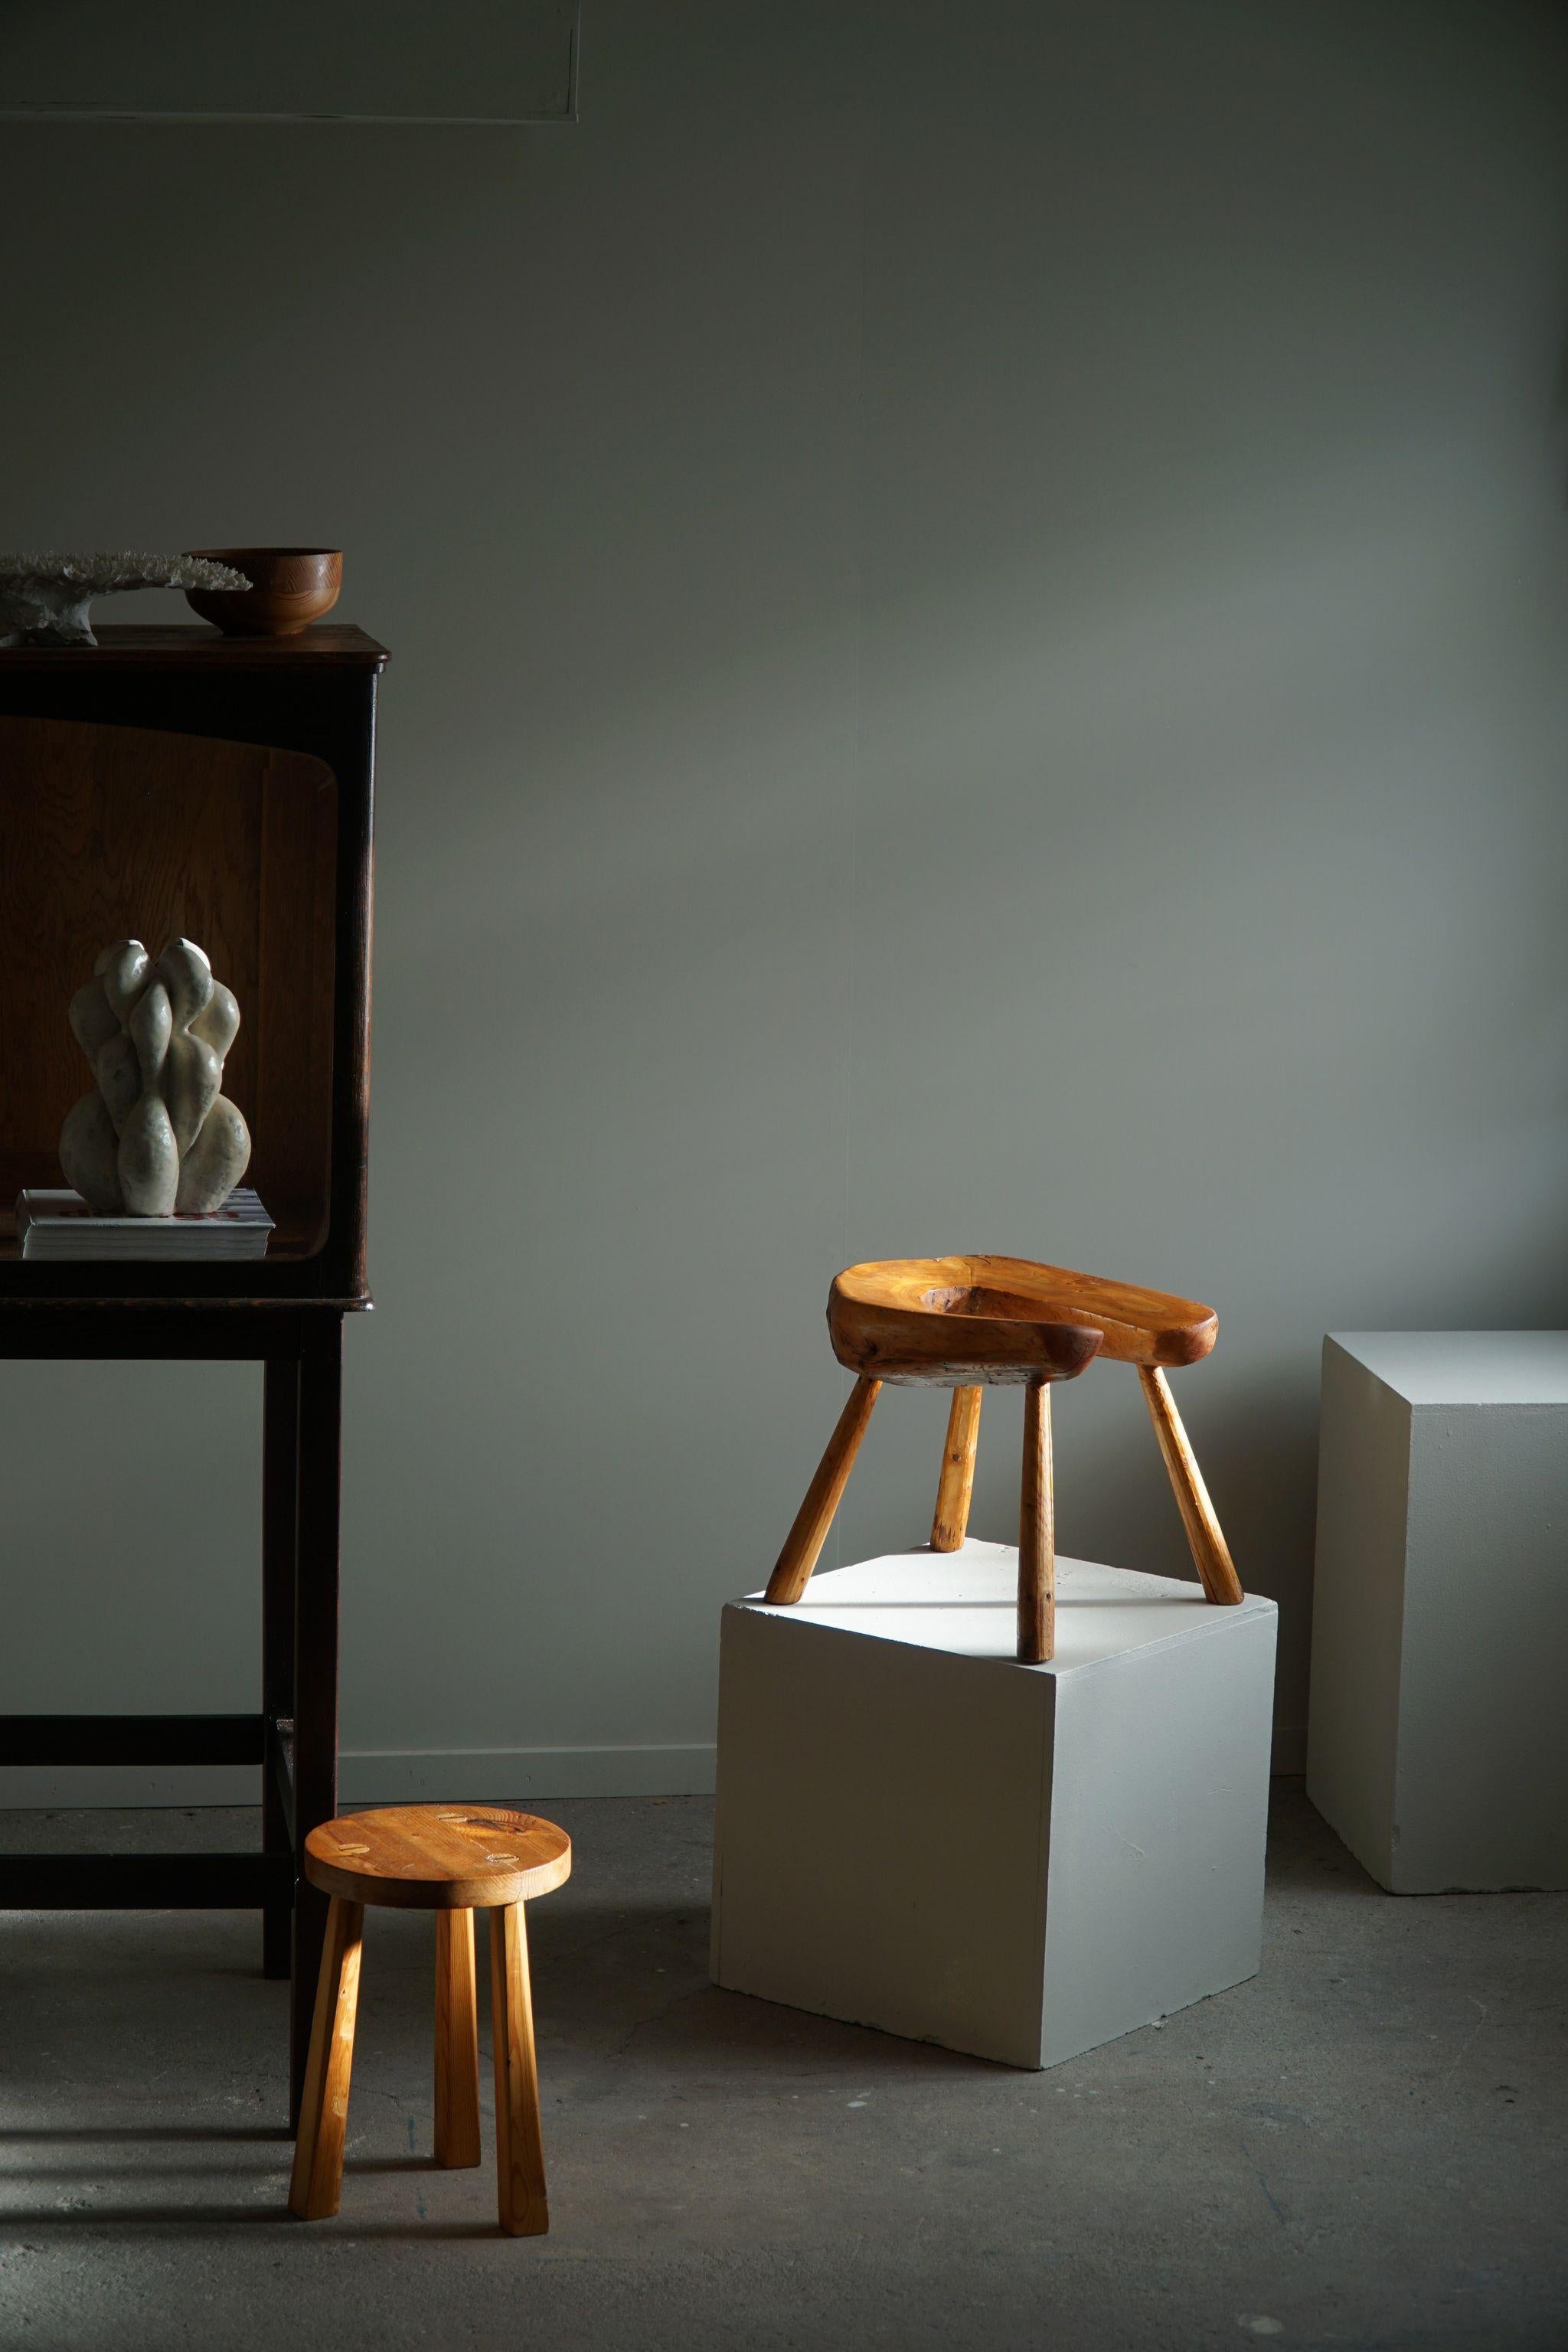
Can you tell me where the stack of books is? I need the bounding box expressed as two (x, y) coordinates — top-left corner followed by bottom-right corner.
(15, 1187), (273, 1262)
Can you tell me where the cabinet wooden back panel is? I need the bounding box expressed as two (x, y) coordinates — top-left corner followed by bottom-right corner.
(0, 624), (386, 1306)
(0, 717), (337, 1257)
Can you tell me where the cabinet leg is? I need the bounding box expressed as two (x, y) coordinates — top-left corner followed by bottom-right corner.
(291, 1313), (343, 2130)
(930, 1386), (982, 1552)
(263, 1355), (299, 1983)
(489, 1903), (550, 2236)
(1018, 1379), (1054, 1664)
(435, 1910), (482, 2167)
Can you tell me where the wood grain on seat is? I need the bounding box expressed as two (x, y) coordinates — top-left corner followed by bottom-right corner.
(304, 1805), (572, 1910)
(829, 1259), (1103, 1387)
(830, 1254), (1216, 1383)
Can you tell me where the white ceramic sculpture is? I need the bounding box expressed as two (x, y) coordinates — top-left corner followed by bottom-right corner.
(60, 938), (252, 1216)
(0, 552), (249, 647)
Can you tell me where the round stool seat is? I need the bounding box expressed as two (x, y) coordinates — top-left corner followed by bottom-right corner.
(304, 1805), (573, 1910)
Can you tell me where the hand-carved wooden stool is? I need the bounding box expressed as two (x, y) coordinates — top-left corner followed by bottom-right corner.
(764, 1256), (1244, 1664)
(288, 1804), (572, 2236)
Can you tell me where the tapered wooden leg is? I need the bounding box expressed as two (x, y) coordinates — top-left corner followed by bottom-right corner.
(763, 1375), (881, 1606)
(489, 1903), (549, 2237)
(288, 1895), (364, 2221)
(1017, 1379), (1054, 1664)
(435, 1910), (482, 2168)
(930, 1386), (982, 1552)
(1138, 1364), (1244, 1606)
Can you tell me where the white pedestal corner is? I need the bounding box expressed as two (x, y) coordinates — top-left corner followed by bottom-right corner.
(1308, 1332), (1568, 1893)
(711, 1541), (1277, 2069)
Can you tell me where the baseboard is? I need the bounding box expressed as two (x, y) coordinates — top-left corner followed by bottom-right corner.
(2, 1729), (1300, 1809)
(0, 1743), (718, 1811)
(339, 1744), (717, 1802)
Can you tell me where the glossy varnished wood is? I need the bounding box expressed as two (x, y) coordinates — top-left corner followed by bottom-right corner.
(1139, 1364), (1245, 1606)
(930, 1385), (982, 1552)
(1018, 1381), (1055, 1664)
(830, 1260), (1102, 1387)
(435, 1910), (482, 2168)
(288, 1893), (364, 2220)
(490, 1903), (550, 2237)
(831, 1255), (1217, 1381)
(763, 1374), (880, 1606)
(952, 1256), (1218, 1368)
(304, 1805), (573, 1911)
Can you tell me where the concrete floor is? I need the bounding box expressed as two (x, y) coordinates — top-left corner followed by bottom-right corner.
(0, 1784), (1563, 2352)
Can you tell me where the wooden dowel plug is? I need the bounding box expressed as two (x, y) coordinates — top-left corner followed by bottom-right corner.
(930, 1386), (982, 1553)
(1138, 1364), (1244, 1606)
(763, 1375), (881, 1606)
(1017, 1379), (1055, 1664)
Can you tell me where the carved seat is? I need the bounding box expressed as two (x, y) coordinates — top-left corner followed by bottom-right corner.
(765, 1256), (1243, 1663)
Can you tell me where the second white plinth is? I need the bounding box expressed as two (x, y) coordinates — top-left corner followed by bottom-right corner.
(711, 1543), (1277, 2069)
(1308, 1332), (1568, 1893)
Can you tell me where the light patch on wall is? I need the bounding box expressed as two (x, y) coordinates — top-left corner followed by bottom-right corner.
(0, 0), (578, 122)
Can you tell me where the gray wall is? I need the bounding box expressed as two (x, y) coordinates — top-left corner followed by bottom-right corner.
(4, 1), (1566, 1795)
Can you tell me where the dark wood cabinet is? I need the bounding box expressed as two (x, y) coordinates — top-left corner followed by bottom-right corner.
(0, 622), (389, 2122)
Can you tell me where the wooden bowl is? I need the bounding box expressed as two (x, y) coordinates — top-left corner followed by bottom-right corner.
(184, 547), (341, 637)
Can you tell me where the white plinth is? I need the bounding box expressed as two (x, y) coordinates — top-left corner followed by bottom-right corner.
(1308, 1332), (1568, 1893)
(710, 1543), (1277, 2069)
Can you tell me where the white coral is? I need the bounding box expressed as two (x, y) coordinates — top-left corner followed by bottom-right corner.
(0, 551), (247, 591)
(0, 551), (250, 645)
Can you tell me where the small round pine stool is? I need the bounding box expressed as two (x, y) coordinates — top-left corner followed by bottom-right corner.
(287, 1805), (572, 2236)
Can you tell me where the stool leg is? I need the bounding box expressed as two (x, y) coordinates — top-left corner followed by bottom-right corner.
(489, 1902), (550, 2236)
(1138, 1364), (1244, 1606)
(763, 1375), (881, 1606)
(1018, 1379), (1054, 1664)
(435, 1909), (482, 2168)
(288, 1895), (364, 2221)
(930, 1386), (982, 1553)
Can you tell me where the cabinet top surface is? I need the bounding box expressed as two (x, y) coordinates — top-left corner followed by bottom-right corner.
(0, 624), (388, 671)
(1328, 1331), (1568, 1406)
